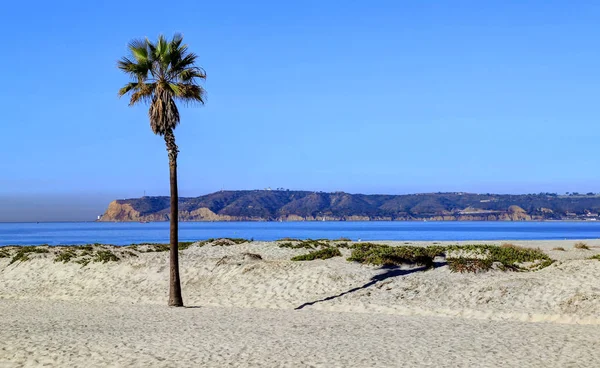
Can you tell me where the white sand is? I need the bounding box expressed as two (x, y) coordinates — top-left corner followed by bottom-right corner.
(1, 239), (600, 367)
(2, 299), (600, 367)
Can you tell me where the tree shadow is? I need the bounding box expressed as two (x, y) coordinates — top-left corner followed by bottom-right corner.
(294, 261), (446, 310)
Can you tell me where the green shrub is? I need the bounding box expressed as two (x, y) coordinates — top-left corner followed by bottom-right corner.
(148, 244), (170, 252)
(54, 249), (77, 263)
(347, 243), (443, 268)
(277, 237), (301, 242)
(93, 250), (119, 263)
(75, 258), (91, 267)
(123, 250), (138, 258)
(179, 241), (195, 250)
(445, 244), (552, 272)
(446, 258), (493, 273)
(346, 243), (553, 273)
(9, 246), (49, 265)
(0, 248), (9, 258)
(279, 239), (330, 249)
(588, 254), (600, 261)
(291, 247), (342, 261)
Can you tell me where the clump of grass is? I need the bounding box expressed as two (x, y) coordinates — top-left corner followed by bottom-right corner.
(140, 241), (197, 252)
(446, 244), (552, 272)
(9, 246), (49, 265)
(279, 239), (330, 249)
(148, 244), (170, 252)
(54, 249), (77, 263)
(574, 242), (590, 250)
(123, 250), (138, 258)
(93, 250), (119, 263)
(336, 237), (352, 242)
(345, 243), (553, 273)
(242, 252), (262, 260)
(291, 247), (342, 261)
(277, 237), (301, 242)
(81, 249), (93, 257)
(0, 248), (9, 258)
(75, 258), (91, 267)
(552, 247), (566, 251)
(588, 254), (600, 260)
(347, 243), (444, 268)
(179, 241), (195, 250)
(445, 258), (493, 273)
(198, 238), (251, 247)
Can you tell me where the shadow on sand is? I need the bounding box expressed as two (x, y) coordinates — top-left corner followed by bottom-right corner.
(294, 261), (446, 310)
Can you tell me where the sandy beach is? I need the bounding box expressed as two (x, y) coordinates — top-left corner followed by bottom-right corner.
(2, 239), (600, 367)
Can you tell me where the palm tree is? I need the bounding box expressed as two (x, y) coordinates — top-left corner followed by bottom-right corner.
(118, 34), (206, 306)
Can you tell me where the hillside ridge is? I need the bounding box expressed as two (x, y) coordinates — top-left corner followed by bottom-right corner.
(99, 190), (600, 222)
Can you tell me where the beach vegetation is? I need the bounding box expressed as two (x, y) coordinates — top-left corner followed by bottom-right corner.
(118, 33), (206, 307)
(211, 238), (250, 246)
(345, 243), (552, 273)
(279, 239), (331, 249)
(552, 247), (566, 251)
(93, 250), (120, 263)
(124, 250), (138, 258)
(135, 241), (198, 252)
(0, 248), (9, 258)
(75, 258), (91, 267)
(574, 242), (590, 250)
(347, 243), (443, 268)
(242, 252), (263, 260)
(9, 246), (49, 265)
(54, 249), (77, 263)
(445, 244), (552, 272)
(291, 247), (342, 261)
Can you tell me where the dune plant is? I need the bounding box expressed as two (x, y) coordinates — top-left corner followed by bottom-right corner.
(347, 243), (444, 268)
(291, 247), (342, 261)
(118, 34), (206, 307)
(9, 247), (49, 265)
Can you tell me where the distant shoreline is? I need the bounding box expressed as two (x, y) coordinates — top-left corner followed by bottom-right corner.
(3, 219), (600, 224)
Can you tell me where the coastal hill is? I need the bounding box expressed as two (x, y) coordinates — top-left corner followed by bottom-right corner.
(99, 190), (600, 222)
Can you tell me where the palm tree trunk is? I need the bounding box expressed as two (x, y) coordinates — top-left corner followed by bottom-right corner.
(165, 128), (184, 307)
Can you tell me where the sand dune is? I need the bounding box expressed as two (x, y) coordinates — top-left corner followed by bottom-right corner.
(2, 239), (600, 366)
(2, 240), (600, 323)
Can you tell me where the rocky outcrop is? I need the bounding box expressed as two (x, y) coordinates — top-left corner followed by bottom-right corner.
(102, 201), (144, 221)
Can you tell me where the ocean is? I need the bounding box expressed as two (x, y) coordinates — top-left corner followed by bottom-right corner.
(1, 221), (600, 246)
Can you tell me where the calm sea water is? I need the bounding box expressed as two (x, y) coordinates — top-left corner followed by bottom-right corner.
(1, 221), (600, 246)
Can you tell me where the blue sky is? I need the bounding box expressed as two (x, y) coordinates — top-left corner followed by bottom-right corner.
(0, 1), (599, 220)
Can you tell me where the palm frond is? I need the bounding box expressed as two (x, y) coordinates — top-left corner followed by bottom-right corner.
(170, 33), (184, 51)
(118, 57), (151, 80)
(118, 82), (138, 97)
(129, 83), (155, 106)
(128, 38), (149, 63)
(172, 83), (206, 105)
(178, 67), (206, 83)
